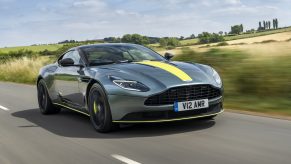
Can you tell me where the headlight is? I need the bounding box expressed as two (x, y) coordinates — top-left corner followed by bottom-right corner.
(109, 76), (150, 92)
(212, 68), (222, 85)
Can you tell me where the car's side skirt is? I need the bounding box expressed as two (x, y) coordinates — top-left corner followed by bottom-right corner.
(112, 109), (224, 123)
(53, 103), (90, 116)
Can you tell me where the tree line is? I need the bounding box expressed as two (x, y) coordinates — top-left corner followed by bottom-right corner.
(258, 18), (278, 31)
(104, 34), (181, 49)
(48, 18), (283, 51)
(197, 32), (224, 44)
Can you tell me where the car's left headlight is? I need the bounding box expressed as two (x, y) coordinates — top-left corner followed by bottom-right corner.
(212, 68), (222, 86)
(109, 76), (150, 92)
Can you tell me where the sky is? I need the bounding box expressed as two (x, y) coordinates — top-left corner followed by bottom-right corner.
(0, 0), (290, 47)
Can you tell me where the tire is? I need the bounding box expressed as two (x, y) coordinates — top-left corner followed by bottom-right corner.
(88, 83), (117, 133)
(37, 79), (61, 114)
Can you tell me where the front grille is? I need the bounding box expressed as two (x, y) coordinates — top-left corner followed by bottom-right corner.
(145, 84), (221, 106)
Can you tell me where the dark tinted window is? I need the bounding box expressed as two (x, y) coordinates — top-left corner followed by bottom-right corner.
(60, 50), (81, 64)
(81, 45), (165, 65)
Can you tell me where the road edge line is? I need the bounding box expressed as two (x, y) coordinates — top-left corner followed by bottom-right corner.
(111, 154), (141, 164)
(0, 105), (9, 111)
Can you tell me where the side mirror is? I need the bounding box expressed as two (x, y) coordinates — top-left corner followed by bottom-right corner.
(59, 58), (75, 67)
(164, 52), (174, 60)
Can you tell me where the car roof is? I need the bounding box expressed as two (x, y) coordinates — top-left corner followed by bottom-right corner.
(70, 43), (141, 51)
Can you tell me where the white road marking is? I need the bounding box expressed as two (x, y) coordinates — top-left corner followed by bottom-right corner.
(111, 154), (141, 164)
(0, 105), (9, 111)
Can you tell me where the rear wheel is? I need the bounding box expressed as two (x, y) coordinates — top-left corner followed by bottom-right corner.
(37, 79), (60, 114)
(88, 83), (117, 133)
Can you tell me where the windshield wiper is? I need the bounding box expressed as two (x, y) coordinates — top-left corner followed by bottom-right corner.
(116, 60), (134, 63)
(139, 59), (162, 62)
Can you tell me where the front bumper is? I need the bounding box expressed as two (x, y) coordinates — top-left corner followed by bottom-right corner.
(108, 95), (223, 123)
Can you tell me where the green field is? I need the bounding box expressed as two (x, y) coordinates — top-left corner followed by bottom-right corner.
(224, 26), (291, 41)
(1, 26), (291, 54)
(180, 38), (199, 46)
(0, 44), (63, 53)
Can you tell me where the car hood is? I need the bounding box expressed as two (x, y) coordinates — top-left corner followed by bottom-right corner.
(91, 61), (219, 96)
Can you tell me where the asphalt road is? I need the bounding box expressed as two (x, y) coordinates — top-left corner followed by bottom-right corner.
(0, 82), (291, 164)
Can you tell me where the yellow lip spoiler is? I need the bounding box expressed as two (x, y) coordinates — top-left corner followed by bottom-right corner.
(136, 61), (192, 82)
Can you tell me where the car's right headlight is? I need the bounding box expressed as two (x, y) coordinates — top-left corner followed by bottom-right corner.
(212, 68), (222, 86)
(109, 76), (150, 92)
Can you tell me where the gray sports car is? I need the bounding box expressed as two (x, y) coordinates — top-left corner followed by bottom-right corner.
(37, 43), (223, 132)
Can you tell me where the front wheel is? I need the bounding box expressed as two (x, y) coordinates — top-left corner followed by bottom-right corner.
(37, 79), (60, 114)
(88, 83), (117, 133)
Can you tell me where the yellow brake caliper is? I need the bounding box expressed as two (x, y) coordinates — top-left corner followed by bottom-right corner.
(93, 101), (99, 114)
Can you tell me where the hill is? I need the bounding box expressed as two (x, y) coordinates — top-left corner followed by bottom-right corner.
(1, 26), (291, 53)
(160, 29), (291, 57)
(0, 44), (63, 53)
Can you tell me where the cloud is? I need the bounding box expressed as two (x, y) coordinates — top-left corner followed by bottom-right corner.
(224, 0), (241, 5)
(72, 0), (106, 8)
(0, 0), (290, 47)
(213, 5), (278, 15)
(0, 0), (14, 2)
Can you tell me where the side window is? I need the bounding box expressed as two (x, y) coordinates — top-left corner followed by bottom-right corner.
(61, 51), (72, 61)
(60, 51), (81, 64)
(71, 51), (81, 64)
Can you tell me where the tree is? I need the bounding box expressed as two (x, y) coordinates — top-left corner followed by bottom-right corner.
(185, 34), (195, 39)
(211, 33), (225, 42)
(273, 19), (278, 29)
(159, 37), (181, 48)
(230, 25), (243, 35)
(148, 37), (160, 44)
(219, 31), (224, 36)
(121, 34), (149, 45)
(198, 32), (224, 44)
(198, 32), (211, 44)
(121, 34), (132, 43)
(131, 34), (149, 45)
(240, 24), (243, 33)
(104, 37), (120, 43)
(159, 38), (168, 47)
(275, 18), (279, 29)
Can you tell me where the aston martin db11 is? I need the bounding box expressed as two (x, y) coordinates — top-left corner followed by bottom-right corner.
(37, 43), (223, 132)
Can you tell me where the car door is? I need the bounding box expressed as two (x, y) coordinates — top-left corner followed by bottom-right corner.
(55, 50), (84, 107)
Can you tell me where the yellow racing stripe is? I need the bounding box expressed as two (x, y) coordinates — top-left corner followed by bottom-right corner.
(136, 61), (192, 81)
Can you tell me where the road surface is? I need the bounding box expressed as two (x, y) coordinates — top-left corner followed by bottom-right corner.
(0, 82), (290, 164)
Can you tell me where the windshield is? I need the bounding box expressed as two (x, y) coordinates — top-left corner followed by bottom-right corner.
(80, 44), (166, 66)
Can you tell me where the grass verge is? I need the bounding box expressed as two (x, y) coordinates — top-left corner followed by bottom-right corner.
(0, 57), (53, 84)
(174, 48), (291, 116)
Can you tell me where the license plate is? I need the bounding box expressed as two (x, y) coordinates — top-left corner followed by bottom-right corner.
(174, 99), (209, 112)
